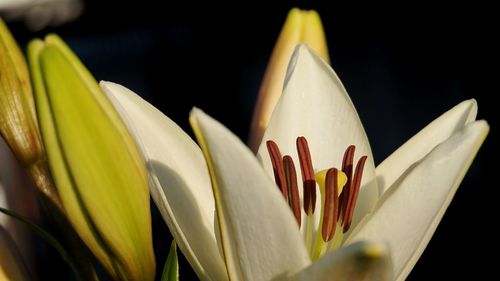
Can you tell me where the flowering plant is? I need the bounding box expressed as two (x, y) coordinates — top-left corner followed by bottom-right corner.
(0, 7), (489, 281)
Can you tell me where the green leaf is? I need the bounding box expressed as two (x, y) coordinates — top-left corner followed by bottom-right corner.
(161, 241), (179, 281)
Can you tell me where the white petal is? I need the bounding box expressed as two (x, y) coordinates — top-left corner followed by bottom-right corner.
(347, 120), (489, 281)
(190, 108), (310, 281)
(376, 99), (478, 194)
(289, 242), (391, 281)
(100, 82), (227, 281)
(257, 44), (378, 231)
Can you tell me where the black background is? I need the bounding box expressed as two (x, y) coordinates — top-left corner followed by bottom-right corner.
(6, 0), (498, 280)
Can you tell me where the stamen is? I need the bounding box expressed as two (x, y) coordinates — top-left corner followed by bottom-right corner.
(267, 137), (369, 259)
(297, 137), (316, 215)
(343, 156), (367, 232)
(283, 156), (301, 226)
(339, 145), (355, 223)
(322, 168), (339, 242)
(266, 140), (288, 199)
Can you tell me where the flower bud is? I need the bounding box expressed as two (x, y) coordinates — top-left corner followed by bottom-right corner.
(28, 34), (155, 281)
(249, 8), (329, 151)
(0, 19), (44, 167)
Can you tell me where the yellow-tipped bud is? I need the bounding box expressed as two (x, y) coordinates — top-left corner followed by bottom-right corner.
(249, 8), (329, 151)
(28, 35), (155, 281)
(0, 19), (44, 166)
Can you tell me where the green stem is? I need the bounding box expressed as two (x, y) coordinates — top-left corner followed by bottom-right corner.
(0, 207), (84, 281)
(29, 161), (99, 281)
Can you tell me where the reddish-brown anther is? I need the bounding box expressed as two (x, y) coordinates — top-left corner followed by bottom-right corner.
(266, 140), (288, 199)
(322, 168), (339, 242)
(343, 155), (367, 232)
(297, 136), (316, 215)
(339, 145), (355, 223)
(283, 155), (301, 226)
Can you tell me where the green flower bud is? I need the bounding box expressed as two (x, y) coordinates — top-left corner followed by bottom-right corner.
(28, 34), (155, 281)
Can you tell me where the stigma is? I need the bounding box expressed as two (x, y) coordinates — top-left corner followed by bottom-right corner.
(266, 137), (367, 259)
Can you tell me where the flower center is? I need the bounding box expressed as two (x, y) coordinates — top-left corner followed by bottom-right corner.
(266, 137), (367, 259)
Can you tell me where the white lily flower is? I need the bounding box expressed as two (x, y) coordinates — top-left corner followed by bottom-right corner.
(101, 82), (391, 281)
(256, 45), (488, 280)
(100, 45), (487, 281)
